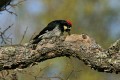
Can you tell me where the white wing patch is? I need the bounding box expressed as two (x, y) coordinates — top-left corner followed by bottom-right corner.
(41, 25), (61, 39)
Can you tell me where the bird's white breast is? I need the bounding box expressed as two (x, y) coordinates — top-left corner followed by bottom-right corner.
(41, 25), (61, 39)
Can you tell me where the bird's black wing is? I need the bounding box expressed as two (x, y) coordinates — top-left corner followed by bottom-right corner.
(33, 22), (57, 40)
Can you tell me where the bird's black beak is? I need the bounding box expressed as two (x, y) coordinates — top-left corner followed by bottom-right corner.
(66, 29), (71, 35)
(68, 31), (71, 35)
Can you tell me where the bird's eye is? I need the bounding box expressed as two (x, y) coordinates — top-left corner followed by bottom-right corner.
(68, 26), (71, 28)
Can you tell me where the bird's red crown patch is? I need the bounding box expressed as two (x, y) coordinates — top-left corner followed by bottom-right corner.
(66, 20), (72, 26)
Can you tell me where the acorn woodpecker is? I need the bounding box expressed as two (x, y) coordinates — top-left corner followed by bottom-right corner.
(31, 20), (72, 44)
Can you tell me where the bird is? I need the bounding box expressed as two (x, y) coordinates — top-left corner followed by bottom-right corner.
(31, 20), (72, 44)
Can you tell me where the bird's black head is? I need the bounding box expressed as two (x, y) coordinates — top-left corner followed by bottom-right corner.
(50, 20), (72, 35)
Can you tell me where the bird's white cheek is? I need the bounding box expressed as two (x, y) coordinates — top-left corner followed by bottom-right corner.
(64, 26), (68, 30)
(67, 27), (71, 30)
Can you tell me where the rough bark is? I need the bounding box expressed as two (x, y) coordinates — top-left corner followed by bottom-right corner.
(0, 34), (120, 74)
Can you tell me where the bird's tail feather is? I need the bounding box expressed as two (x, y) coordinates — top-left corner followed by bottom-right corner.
(31, 38), (42, 44)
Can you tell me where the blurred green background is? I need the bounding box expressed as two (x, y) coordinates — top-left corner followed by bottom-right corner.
(0, 0), (120, 80)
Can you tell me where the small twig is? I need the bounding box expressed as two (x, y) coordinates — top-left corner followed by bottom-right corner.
(0, 0), (26, 15)
(0, 0), (12, 11)
(10, 0), (26, 7)
(47, 76), (64, 80)
(0, 24), (13, 45)
(3, 24), (13, 33)
(5, 9), (17, 16)
(10, 72), (18, 80)
(20, 26), (28, 44)
(1, 35), (7, 44)
(66, 70), (73, 80)
(6, 33), (13, 45)
(0, 70), (9, 79)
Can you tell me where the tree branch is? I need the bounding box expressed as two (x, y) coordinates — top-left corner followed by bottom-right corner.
(0, 34), (119, 74)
